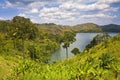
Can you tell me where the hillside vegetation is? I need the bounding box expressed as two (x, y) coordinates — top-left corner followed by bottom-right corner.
(86, 33), (111, 50)
(0, 16), (75, 79)
(73, 23), (102, 32)
(6, 34), (120, 80)
(0, 16), (120, 80)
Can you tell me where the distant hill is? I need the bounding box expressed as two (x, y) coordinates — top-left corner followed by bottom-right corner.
(72, 23), (120, 32)
(34, 23), (120, 33)
(102, 24), (120, 32)
(35, 23), (61, 27)
(72, 23), (102, 32)
(1, 20), (120, 33)
(35, 23), (72, 36)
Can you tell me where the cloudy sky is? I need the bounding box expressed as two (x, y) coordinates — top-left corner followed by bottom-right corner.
(0, 0), (120, 25)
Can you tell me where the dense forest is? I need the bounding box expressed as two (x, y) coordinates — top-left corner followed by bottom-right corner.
(0, 16), (120, 80)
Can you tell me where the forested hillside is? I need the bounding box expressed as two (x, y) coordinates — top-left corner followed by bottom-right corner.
(0, 16), (120, 80)
(6, 33), (120, 80)
(0, 16), (75, 79)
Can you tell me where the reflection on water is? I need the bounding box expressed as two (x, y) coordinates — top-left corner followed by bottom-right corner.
(50, 33), (118, 62)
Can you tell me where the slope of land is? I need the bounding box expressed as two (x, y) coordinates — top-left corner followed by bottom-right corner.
(6, 34), (120, 80)
(0, 16), (74, 80)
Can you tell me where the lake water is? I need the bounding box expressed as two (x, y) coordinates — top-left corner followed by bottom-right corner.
(50, 33), (118, 62)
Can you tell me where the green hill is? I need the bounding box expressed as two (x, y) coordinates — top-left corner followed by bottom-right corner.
(72, 23), (102, 32)
(102, 24), (120, 32)
(72, 23), (120, 32)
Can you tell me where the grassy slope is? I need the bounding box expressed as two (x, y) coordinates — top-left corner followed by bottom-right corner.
(0, 55), (19, 80)
(6, 34), (120, 80)
(50, 34), (120, 80)
(0, 24), (73, 80)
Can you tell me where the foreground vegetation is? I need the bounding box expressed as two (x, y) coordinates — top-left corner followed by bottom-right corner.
(6, 34), (120, 80)
(0, 16), (75, 79)
(0, 16), (120, 80)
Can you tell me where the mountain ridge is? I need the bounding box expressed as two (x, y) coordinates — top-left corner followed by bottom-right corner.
(34, 22), (120, 32)
(73, 23), (120, 32)
(0, 20), (120, 32)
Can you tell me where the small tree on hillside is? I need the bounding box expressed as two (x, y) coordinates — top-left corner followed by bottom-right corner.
(86, 33), (111, 50)
(62, 31), (76, 58)
(71, 48), (80, 55)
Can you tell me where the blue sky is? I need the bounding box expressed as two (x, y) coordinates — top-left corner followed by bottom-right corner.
(0, 0), (120, 25)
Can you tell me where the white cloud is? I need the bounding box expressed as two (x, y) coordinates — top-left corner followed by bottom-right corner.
(0, 17), (4, 20)
(39, 7), (76, 21)
(30, 8), (39, 13)
(35, 0), (118, 25)
(28, 1), (43, 8)
(5, 1), (13, 7)
(59, 1), (111, 11)
(40, 7), (59, 13)
(18, 13), (27, 17)
(97, 0), (120, 4)
(1, 0), (119, 25)
(80, 13), (116, 19)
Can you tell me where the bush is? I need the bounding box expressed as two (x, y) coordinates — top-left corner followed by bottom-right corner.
(71, 48), (80, 55)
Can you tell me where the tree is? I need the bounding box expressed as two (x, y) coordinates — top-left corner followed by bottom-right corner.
(62, 31), (76, 58)
(28, 44), (37, 60)
(8, 16), (38, 59)
(71, 48), (80, 55)
(86, 33), (111, 50)
(0, 20), (10, 33)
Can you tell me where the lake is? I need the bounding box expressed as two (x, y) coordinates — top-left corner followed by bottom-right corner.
(50, 33), (118, 62)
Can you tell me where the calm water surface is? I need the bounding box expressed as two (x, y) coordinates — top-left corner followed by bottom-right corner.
(50, 33), (118, 62)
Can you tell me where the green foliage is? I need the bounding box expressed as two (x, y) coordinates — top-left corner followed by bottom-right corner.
(27, 39), (59, 63)
(0, 16), (120, 80)
(0, 16), (66, 64)
(71, 48), (80, 55)
(99, 53), (116, 69)
(8, 16), (38, 40)
(0, 20), (10, 33)
(28, 44), (37, 60)
(6, 34), (120, 80)
(73, 23), (102, 32)
(8, 53), (120, 80)
(63, 31), (76, 43)
(62, 31), (76, 58)
(86, 33), (111, 50)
